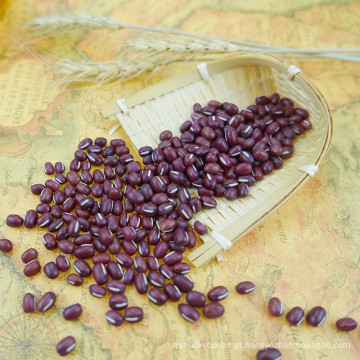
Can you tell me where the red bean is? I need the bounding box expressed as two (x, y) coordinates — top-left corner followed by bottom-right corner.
(164, 251), (183, 266)
(107, 280), (126, 295)
(89, 284), (106, 298)
(93, 263), (109, 285)
(31, 184), (45, 195)
(146, 270), (165, 288)
(44, 261), (59, 279)
(67, 273), (84, 286)
(173, 262), (190, 275)
(21, 248), (38, 263)
(63, 303), (83, 320)
(109, 294), (128, 310)
(123, 268), (135, 285)
(207, 286), (229, 302)
(235, 281), (255, 294)
(335, 318), (357, 331)
(24, 260), (41, 277)
(56, 255), (71, 272)
(23, 293), (36, 313)
(106, 310), (124, 327)
(268, 297), (284, 317)
(148, 288), (168, 306)
(186, 291), (206, 307)
(0, 238), (13, 252)
(178, 303), (200, 323)
(6, 214), (24, 227)
(24, 210), (38, 229)
(306, 306), (326, 327)
(135, 273), (148, 294)
(73, 259), (92, 277)
(44, 161), (55, 175)
(286, 306), (305, 326)
(203, 302), (225, 319)
(56, 336), (76, 356)
(37, 291), (56, 312)
(164, 283), (182, 302)
(256, 348), (282, 360)
(173, 275), (194, 293)
(125, 306), (144, 323)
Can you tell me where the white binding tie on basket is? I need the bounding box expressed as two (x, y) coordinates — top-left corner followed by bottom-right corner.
(197, 63), (210, 81)
(116, 98), (129, 114)
(109, 98), (129, 135)
(210, 231), (233, 262)
(287, 65), (301, 80)
(299, 164), (319, 177)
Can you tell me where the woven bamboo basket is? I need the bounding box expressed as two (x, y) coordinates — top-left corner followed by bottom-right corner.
(101, 53), (333, 267)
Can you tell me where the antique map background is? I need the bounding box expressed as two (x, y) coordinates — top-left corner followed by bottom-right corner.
(0, 0), (360, 359)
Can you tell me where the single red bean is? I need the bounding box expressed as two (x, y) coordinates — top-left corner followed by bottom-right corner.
(148, 288), (168, 306)
(109, 294), (128, 310)
(186, 291), (206, 307)
(56, 336), (76, 356)
(286, 306), (305, 326)
(93, 263), (109, 285)
(178, 303), (200, 323)
(24, 260), (41, 277)
(203, 302), (225, 319)
(335, 318), (357, 331)
(135, 273), (148, 295)
(67, 273), (84, 286)
(23, 293), (36, 313)
(44, 261), (59, 279)
(124, 306), (144, 323)
(74, 244), (95, 259)
(306, 306), (326, 327)
(37, 291), (56, 312)
(24, 210), (38, 229)
(159, 263), (174, 280)
(256, 348), (282, 360)
(123, 268), (135, 285)
(106, 310), (124, 327)
(63, 303), (83, 320)
(207, 286), (229, 302)
(6, 214), (24, 227)
(21, 248), (38, 263)
(193, 220), (207, 235)
(56, 255), (71, 272)
(173, 275), (194, 293)
(268, 297), (284, 317)
(73, 259), (92, 277)
(235, 281), (255, 294)
(0, 238), (13, 252)
(164, 251), (183, 266)
(89, 284), (106, 298)
(31, 183), (45, 195)
(107, 280), (126, 295)
(44, 161), (55, 175)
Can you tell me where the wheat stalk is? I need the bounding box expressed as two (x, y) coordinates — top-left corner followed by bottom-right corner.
(28, 14), (360, 61)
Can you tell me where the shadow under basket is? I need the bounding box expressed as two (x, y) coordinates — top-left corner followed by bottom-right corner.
(101, 53), (333, 267)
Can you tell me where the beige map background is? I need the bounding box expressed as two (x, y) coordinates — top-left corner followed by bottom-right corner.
(0, 0), (359, 359)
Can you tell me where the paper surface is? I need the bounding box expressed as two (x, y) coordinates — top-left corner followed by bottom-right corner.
(0, 1), (360, 359)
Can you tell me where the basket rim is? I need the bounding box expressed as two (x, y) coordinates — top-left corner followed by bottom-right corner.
(101, 53), (333, 266)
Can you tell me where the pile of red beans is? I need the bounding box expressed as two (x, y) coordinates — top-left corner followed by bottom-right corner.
(0, 94), (349, 359)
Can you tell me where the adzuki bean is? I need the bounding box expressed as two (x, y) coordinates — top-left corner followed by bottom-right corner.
(56, 336), (76, 356)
